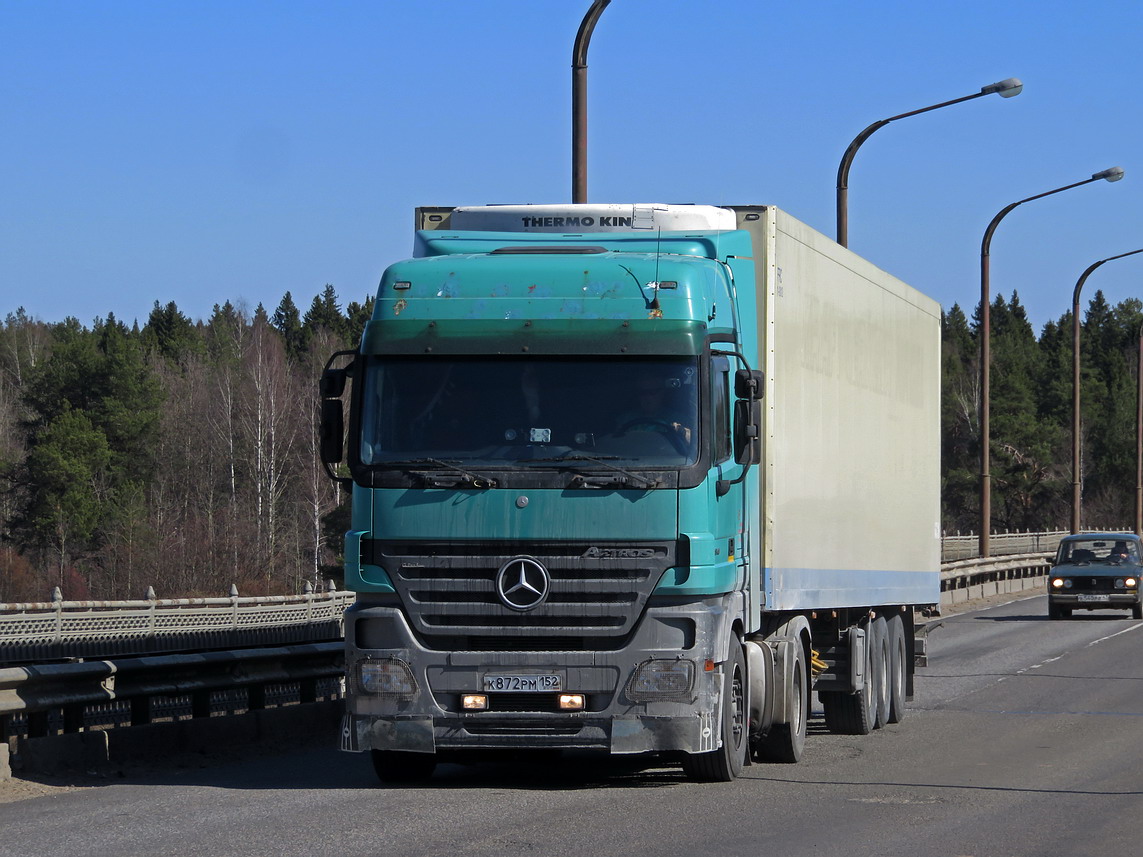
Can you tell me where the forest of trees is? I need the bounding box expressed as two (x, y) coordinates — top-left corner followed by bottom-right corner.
(0, 285), (1139, 602)
(941, 290), (1142, 535)
(0, 286), (372, 603)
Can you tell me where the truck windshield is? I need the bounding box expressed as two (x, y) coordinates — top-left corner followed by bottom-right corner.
(358, 355), (700, 468)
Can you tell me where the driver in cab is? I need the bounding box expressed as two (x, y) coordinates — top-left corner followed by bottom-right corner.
(618, 376), (694, 455)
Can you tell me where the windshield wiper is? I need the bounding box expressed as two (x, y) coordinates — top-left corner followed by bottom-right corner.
(532, 453), (660, 490)
(384, 458), (499, 489)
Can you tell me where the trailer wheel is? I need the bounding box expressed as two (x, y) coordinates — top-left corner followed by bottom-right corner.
(371, 750), (437, 784)
(872, 617), (890, 730)
(682, 638), (747, 781)
(885, 614), (907, 724)
(754, 638), (807, 763)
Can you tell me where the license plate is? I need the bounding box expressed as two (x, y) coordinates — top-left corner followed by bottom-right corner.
(1077, 594), (1111, 603)
(482, 674), (562, 692)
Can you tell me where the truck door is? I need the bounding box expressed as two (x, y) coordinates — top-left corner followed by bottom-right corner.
(711, 354), (745, 589)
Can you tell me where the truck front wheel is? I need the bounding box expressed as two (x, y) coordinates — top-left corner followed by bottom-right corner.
(682, 639), (747, 781)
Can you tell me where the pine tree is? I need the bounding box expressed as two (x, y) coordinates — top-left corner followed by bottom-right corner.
(940, 304), (979, 531)
(303, 284), (348, 347)
(345, 296), (375, 348)
(141, 300), (203, 365)
(271, 291), (305, 362)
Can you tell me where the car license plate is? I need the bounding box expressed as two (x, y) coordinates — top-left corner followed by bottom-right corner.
(1077, 594), (1110, 603)
(482, 674), (561, 692)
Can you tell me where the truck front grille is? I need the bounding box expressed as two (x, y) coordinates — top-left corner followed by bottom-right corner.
(362, 540), (679, 651)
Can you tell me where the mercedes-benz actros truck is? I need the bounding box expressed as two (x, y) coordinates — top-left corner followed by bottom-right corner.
(319, 202), (940, 782)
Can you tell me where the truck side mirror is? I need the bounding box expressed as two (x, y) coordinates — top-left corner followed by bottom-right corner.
(320, 367), (347, 398)
(319, 399), (345, 464)
(734, 368), (764, 400)
(733, 399), (761, 465)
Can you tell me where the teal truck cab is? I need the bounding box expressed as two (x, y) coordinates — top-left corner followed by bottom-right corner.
(320, 203), (941, 782)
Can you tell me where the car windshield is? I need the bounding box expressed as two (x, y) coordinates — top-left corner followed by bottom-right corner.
(1058, 539), (1140, 564)
(357, 355), (700, 468)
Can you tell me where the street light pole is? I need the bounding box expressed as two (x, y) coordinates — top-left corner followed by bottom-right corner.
(836, 78), (1022, 247)
(1070, 249), (1143, 533)
(978, 167), (1125, 557)
(1137, 320), (1143, 536)
(571, 0), (611, 204)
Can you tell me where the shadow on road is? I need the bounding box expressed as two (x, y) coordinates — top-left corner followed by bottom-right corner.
(8, 743), (693, 796)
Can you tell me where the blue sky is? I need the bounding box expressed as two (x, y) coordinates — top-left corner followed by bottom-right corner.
(2, 0), (1140, 333)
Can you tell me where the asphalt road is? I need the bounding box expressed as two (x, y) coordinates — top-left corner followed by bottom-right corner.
(4, 594), (1141, 857)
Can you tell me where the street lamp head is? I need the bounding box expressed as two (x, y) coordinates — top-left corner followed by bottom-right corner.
(1095, 166), (1125, 182)
(981, 78), (1023, 98)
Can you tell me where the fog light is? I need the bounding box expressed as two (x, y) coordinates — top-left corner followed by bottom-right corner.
(558, 694), (585, 711)
(626, 659), (695, 701)
(557, 694), (585, 713)
(358, 658), (417, 698)
(462, 694), (489, 710)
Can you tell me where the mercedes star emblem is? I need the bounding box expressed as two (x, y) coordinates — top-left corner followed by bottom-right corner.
(496, 557), (551, 611)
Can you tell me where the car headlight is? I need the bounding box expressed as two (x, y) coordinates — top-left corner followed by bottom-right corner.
(1051, 578), (1064, 589)
(1115, 579), (1126, 590)
(358, 658), (418, 698)
(1063, 579), (1073, 589)
(1126, 578), (1138, 588)
(626, 659), (695, 701)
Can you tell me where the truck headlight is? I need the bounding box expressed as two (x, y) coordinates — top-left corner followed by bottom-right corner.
(358, 658), (417, 698)
(626, 659), (695, 701)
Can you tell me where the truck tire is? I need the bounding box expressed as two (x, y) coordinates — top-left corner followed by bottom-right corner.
(885, 614), (907, 724)
(872, 617), (890, 730)
(754, 638), (807, 763)
(682, 638), (748, 781)
(371, 750), (437, 784)
(821, 622), (878, 735)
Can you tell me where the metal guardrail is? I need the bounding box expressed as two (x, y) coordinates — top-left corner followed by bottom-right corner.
(0, 588), (356, 663)
(942, 531), (1068, 561)
(940, 527), (1133, 562)
(939, 552), (1053, 606)
(0, 642), (344, 742)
